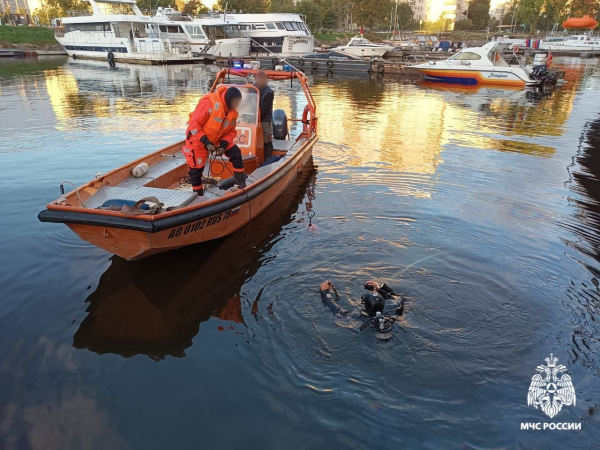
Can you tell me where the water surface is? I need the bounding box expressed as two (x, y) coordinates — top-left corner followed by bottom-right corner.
(1, 56), (600, 449)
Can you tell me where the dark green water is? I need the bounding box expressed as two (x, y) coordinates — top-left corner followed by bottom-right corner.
(1, 56), (600, 449)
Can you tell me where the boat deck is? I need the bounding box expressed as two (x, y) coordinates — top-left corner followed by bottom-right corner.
(83, 138), (303, 209)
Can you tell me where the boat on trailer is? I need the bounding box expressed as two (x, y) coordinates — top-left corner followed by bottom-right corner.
(38, 69), (318, 260)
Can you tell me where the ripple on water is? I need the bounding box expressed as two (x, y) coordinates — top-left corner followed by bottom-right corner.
(1, 57), (600, 449)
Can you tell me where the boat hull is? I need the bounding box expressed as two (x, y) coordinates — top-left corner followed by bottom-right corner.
(335, 47), (392, 58)
(199, 39), (250, 57)
(56, 35), (202, 64)
(540, 43), (600, 52)
(52, 140), (314, 260)
(416, 68), (532, 87)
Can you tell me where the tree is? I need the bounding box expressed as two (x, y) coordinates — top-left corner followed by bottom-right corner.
(355, 0), (394, 31)
(424, 14), (448, 31)
(270, 0), (295, 13)
(136, 0), (172, 13)
(543, 0), (569, 31)
(216, 0), (269, 13)
(569, 0), (599, 17)
(32, 0), (91, 25)
(454, 19), (474, 30)
(516, 0), (544, 33)
(467, 0), (490, 29)
(179, 0), (208, 16)
(2, 6), (12, 25)
(396, 3), (418, 31)
(296, 0), (322, 30)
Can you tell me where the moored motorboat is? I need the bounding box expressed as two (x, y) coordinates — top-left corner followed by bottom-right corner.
(38, 69), (318, 260)
(412, 41), (539, 87)
(539, 34), (600, 52)
(150, 9), (251, 57)
(291, 50), (373, 72)
(333, 35), (394, 58)
(220, 13), (314, 57)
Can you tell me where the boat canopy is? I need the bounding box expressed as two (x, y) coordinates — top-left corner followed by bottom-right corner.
(446, 41), (510, 66)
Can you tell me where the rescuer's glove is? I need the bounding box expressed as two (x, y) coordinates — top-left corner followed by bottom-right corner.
(200, 135), (216, 153)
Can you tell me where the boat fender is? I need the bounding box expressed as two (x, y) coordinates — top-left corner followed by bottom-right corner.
(299, 58), (305, 66)
(107, 51), (115, 64)
(73, 54), (77, 60)
(320, 281), (343, 314)
(272, 58), (278, 67)
(311, 60), (318, 69)
(218, 173), (248, 190)
(377, 64), (385, 74)
(100, 199), (150, 210)
(259, 155), (283, 167)
(326, 60), (334, 68)
(131, 162), (149, 178)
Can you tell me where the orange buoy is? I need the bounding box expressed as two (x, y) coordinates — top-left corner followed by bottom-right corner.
(563, 15), (598, 29)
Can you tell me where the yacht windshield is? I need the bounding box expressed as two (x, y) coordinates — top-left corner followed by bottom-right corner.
(203, 25), (242, 39)
(184, 25), (206, 39)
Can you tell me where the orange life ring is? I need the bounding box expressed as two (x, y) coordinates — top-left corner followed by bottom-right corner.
(302, 104), (311, 133)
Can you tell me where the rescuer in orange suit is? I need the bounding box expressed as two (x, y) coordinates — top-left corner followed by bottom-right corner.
(182, 86), (246, 196)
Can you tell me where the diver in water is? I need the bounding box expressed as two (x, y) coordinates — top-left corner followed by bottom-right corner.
(319, 280), (405, 340)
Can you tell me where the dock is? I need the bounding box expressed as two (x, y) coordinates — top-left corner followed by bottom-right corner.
(0, 49), (33, 58)
(216, 52), (444, 76)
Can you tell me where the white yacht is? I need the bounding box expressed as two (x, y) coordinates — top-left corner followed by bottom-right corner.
(150, 11), (250, 57)
(54, 0), (196, 63)
(539, 34), (600, 52)
(333, 35), (393, 58)
(218, 13), (314, 56)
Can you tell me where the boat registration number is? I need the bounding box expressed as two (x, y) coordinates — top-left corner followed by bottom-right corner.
(166, 208), (238, 240)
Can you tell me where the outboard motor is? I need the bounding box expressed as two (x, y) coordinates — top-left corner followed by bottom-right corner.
(272, 109), (288, 140)
(530, 65), (549, 83)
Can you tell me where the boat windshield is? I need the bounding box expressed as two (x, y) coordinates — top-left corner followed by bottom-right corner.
(448, 51), (482, 60)
(235, 86), (259, 125)
(350, 38), (372, 46)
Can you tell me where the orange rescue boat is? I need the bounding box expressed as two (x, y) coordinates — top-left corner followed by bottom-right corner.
(38, 69), (318, 260)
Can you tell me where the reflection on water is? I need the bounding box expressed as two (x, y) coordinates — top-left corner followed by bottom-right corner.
(1, 56), (600, 449)
(74, 167), (316, 360)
